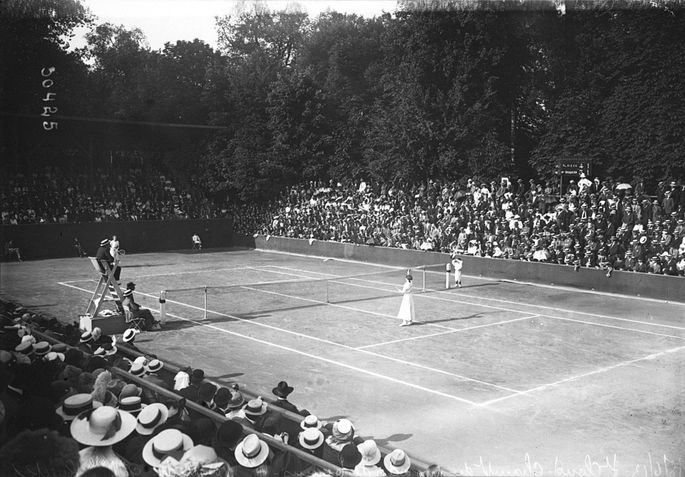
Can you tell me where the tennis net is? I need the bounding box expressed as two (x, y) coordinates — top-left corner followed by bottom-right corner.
(158, 264), (450, 321)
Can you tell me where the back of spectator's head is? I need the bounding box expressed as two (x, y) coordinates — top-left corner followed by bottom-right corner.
(420, 464), (443, 477)
(187, 417), (216, 447)
(0, 428), (80, 477)
(213, 386), (231, 408)
(339, 442), (362, 469)
(190, 368), (205, 384)
(198, 381), (217, 402)
(80, 467), (116, 477)
(213, 420), (243, 452)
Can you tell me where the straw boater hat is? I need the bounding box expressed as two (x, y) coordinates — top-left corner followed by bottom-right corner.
(142, 429), (194, 468)
(136, 403), (169, 435)
(118, 396), (145, 416)
(146, 359), (164, 374)
(243, 397), (267, 417)
(300, 414), (322, 430)
(384, 449), (412, 475)
(129, 363), (147, 377)
(56, 394), (102, 421)
(14, 341), (34, 355)
(298, 428), (325, 450)
(33, 341), (51, 357)
(70, 406), (136, 447)
(357, 440), (382, 466)
(122, 328), (139, 343)
(80, 331), (94, 343)
(44, 351), (65, 362)
(234, 434), (270, 468)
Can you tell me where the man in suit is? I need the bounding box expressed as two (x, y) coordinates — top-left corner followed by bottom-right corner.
(271, 381), (302, 414)
(95, 238), (121, 281)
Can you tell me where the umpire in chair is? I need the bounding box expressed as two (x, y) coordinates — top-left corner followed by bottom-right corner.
(95, 238), (121, 281)
(122, 282), (161, 331)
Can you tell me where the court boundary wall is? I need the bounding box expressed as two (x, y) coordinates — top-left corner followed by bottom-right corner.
(242, 235), (685, 303)
(0, 218), (234, 260)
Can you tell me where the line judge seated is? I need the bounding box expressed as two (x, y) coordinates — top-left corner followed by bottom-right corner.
(95, 238), (121, 282)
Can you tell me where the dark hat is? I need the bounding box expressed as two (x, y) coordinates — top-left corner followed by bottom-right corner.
(126, 282), (136, 290)
(272, 381), (294, 398)
(190, 368), (205, 383)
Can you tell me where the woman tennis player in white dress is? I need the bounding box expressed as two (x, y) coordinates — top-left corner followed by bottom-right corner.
(398, 273), (415, 326)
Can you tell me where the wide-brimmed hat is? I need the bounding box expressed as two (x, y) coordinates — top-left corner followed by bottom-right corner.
(272, 381), (294, 398)
(143, 429), (194, 468)
(100, 239), (110, 247)
(118, 396), (145, 415)
(136, 403), (169, 435)
(56, 393), (102, 421)
(300, 414), (322, 430)
(298, 428), (324, 450)
(331, 418), (354, 442)
(357, 440), (381, 465)
(122, 328), (139, 343)
(70, 406), (136, 446)
(244, 397), (267, 417)
(227, 391), (245, 410)
(234, 434), (269, 468)
(146, 359), (164, 374)
(384, 449), (412, 474)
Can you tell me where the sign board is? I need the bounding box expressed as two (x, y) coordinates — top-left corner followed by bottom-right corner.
(555, 159), (591, 177)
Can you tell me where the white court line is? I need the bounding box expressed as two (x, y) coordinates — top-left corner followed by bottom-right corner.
(59, 281), (519, 394)
(257, 248), (685, 305)
(267, 259), (685, 330)
(540, 314), (685, 341)
(477, 344), (685, 407)
(356, 315), (539, 350)
(265, 265), (685, 340)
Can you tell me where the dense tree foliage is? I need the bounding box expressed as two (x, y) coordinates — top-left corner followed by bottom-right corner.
(2, 0), (684, 203)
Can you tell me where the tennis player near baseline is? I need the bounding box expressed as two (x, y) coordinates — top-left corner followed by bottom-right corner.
(451, 252), (463, 288)
(397, 272), (415, 326)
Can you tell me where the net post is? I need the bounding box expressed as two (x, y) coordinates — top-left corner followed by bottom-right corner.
(445, 263), (451, 289)
(159, 290), (166, 323)
(204, 287), (208, 320)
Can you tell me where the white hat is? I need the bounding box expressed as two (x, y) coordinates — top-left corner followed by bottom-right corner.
(298, 428), (324, 450)
(146, 359), (164, 374)
(56, 393), (102, 421)
(70, 406), (136, 446)
(234, 434), (270, 468)
(357, 440), (381, 465)
(300, 414), (322, 430)
(143, 429), (194, 468)
(122, 328), (139, 343)
(136, 403), (169, 435)
(384, 449), (412, 474)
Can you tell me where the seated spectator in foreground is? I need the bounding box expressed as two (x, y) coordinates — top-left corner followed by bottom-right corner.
(384, 448), (413, 477)
(0, 428), (80, 477)
(322, 418), (362, 465)
(271, 380), (306, 415)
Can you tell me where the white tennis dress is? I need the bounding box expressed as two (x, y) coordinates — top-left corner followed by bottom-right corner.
(397, 280), (415, 324)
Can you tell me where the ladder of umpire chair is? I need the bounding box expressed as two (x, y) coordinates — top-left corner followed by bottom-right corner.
(86, 257), (125, 317)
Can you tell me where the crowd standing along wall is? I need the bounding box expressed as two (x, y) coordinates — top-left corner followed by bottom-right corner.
(0, 219), (234, 260)
(247, 235), (685, 303)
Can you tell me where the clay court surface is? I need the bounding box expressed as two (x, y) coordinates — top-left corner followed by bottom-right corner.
(2, 248), (684, 476)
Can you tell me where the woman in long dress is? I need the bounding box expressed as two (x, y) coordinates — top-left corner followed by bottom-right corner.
(397, 274), (415, 326)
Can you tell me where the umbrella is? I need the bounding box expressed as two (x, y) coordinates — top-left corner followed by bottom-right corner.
(615, 183), (632, 190)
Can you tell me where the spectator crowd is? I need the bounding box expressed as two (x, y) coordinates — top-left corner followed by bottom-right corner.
(0, 301), (442, 477)
(234, 176), (685, 276)
(1, 165), (220, 225)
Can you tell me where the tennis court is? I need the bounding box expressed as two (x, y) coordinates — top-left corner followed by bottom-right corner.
(2, 247), (684, 475)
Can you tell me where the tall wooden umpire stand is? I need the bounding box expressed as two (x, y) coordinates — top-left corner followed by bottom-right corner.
(80, 257), (129, 335)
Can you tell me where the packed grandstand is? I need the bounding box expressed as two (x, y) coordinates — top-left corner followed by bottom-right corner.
(4, 168), (685, 276)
